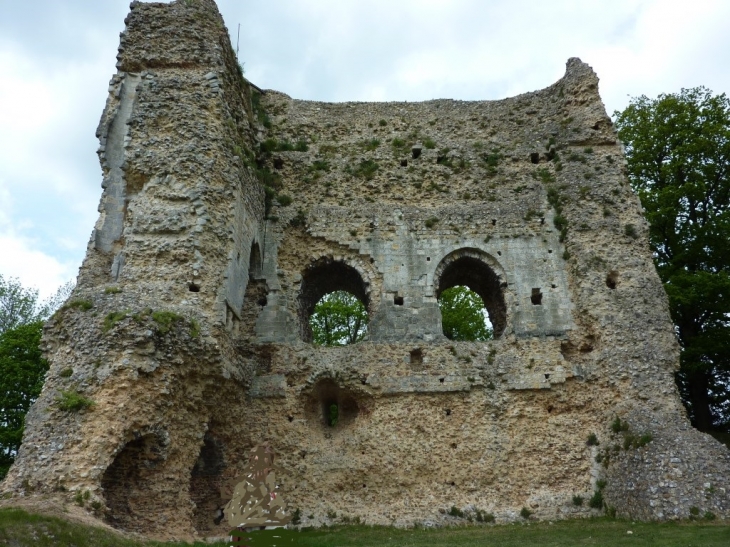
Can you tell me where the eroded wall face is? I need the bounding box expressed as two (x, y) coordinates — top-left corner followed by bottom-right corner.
(3, 0), (730, 540)
(234, 59), (729, 527)
(1, 0), (264, 540)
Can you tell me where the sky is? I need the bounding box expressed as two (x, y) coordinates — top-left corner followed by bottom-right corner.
(1, 0), (729, 299)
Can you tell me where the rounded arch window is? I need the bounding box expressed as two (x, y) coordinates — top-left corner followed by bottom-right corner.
(434, 249), (507, 339)
(249, 242), (262, 279)
(299, 259), (369, 345)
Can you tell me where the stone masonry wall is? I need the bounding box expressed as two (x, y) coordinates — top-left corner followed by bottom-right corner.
(2, 0), (729, 540)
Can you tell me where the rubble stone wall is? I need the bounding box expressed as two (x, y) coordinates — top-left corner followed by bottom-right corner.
(2, 0), (728, 540)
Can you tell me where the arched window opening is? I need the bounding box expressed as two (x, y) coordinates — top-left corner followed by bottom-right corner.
(249, 242), (262, 280)
(299, 259), (370, 344)
(438, 286), (493, 341)
(310, 291), (368, 346)
(435, 251), (507, 339)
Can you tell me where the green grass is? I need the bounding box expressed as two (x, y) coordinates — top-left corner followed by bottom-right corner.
(55, 390), (95, 411)
(0, 509), (728, 547)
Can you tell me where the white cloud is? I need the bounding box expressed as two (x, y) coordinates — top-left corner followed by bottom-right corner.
(0, 182), (76, 299)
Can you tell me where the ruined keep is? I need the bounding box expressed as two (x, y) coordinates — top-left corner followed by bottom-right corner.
(3, 0), (730, 540)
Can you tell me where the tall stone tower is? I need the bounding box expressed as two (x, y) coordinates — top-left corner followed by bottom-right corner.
(2, 0), (729, 539)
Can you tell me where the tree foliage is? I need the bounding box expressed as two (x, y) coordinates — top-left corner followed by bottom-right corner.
(310, 291), (368, 346)
(0, 275), (73, 335)
(614, 87), (730, 431)
(0, 276), (41, 335)
(439, 286), (493, 342)
(0, 321), (48, 479)
(0, 274), (72, 479)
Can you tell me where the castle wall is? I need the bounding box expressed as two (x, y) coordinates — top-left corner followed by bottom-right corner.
(2, 0), (729, 540)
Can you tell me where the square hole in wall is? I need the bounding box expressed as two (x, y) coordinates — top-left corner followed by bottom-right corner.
(531, 288), (543, 305)
(394, 295), (404, 306)
(410, 348), (423, 365)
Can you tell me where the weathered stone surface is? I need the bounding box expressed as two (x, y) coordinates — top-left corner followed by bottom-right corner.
(2, 0), (729, 541)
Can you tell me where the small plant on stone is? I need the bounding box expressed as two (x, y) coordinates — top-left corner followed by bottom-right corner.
(572, 495), (584, 506)
(425, 217), (439, 229)
(360, 138), (380, 151)
(59, 368), (73, 378)
(588, 490), (604, 509)
(520, 507), (532, 519)
(57, 390), (95, 412)
(328, 404), (339, 427)
(448, 506), (464, 518)
(66, 300), (93, 311)
(611, 417), (630, 433)
(290, 208), (307, 227)
(532, 167), (555, 183)
(624, 224), (638, 239)
(423, 137), (436, 149)
(349, 159), (379, 180)
(291, 508), (302, 525)
(586, 433), (599, 446)
(689, 506), (700, 519)
(704, 511), (716, 520)
(104, 286), (122, 294)
(102, 311), (128, 333)
(310, 159), (330, 172)
(277, 194), (293, 207)
(151, 311), (185, 334)
(379, 119), (387, 126)
(294, 140), (308, 152)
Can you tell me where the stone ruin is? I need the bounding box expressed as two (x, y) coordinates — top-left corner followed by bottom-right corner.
(2, 0), (729, 540)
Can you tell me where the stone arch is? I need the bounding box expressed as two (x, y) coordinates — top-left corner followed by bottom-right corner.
(302, 371), (371, 429)
(433, 248), (508, 338)
(101, 429), (169, 531)
(249, 241), (262, 280)
(189, 430), (227, 534)
(298, 256), (372, 343)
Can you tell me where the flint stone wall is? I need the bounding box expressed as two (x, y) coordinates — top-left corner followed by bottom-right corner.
(2, 0), (728, 540)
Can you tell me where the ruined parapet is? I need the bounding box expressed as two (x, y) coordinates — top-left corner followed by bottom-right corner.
(2, 0), (729, 539)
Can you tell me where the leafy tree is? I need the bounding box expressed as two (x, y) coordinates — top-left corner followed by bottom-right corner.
(310, 291), (368, 346)
(0, 275), (73, 335)
(0, 274), (72, 479)
(0, 321), (48, 479)
(614, 87), (730, 431)
(0, 275), (41, 335)
(439, 286), (493, 341)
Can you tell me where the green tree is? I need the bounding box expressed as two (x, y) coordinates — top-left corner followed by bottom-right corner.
(0, 275), (41, 335)
(0, 321), (48, 479)
(310, 291), (368, 346)
(439, 286), (493, 341)
(0, 274), (72, 479)
(614, 87), (730, 431)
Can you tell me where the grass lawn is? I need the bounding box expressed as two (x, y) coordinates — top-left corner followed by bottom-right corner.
(0, 507), (728, 547)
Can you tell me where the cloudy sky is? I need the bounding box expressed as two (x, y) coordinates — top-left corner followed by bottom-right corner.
(1, 0), (729, 298)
